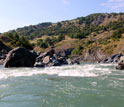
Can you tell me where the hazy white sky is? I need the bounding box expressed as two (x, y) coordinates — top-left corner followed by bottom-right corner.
(0, 0), (124, 33)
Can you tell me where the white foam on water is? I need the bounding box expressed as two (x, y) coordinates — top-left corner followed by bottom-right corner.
(0, 64), (113, 79)
(0, 84), (9, 88)
(117, 78), (124, 81)
(99, 63), (116, 66)
(91, 82), (97, 86)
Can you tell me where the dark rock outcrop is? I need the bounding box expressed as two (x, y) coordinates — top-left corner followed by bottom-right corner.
(3, 47), (36, 67)
(116, 62), (124, 70)
(102, 54), (123, 63)
(34, 48), (80, 67)
(34, 49), (62, 67)
(116, 56), (124, 70)
(0, 41), (11, 65)
(30, 50), (38, 58)
(0, 41), (11, 52)
(3, 47), (80, 68)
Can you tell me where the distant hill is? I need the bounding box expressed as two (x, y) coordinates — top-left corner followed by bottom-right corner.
(8, 13), (124, 40)
(2, 13), (124, 62)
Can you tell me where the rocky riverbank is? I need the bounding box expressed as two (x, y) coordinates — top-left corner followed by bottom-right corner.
(0, 44), (124, 70)
(3, 47), (80, 68)
(100, 54), (124, 70)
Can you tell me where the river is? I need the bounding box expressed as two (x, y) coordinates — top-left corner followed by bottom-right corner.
(0, 63), (124, 107)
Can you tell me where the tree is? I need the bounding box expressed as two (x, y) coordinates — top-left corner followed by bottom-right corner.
(39, 42), (48, 49)
(45, 37), (54, 46)
(36, 39), (43, 46)
(57, 35), (65, 42)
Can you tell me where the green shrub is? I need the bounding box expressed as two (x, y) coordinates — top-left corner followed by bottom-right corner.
(111, 27), (124, 40)
(84, 40), (94, 47)
(57, 35), (65, 42)
(36, 39), (43, 46)
(71, 45), (83, 55)
(3, 32), (33, 49)
(39, 42), (48, 49)
(45, 37), (54, 46)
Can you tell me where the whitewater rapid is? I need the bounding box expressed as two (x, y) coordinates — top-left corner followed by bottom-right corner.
(0, 63), (117, 80)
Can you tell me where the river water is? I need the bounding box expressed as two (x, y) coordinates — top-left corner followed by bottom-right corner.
(0, 63), (124, 107)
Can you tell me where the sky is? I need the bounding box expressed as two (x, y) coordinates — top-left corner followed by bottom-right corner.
(0, 0), (124, 33)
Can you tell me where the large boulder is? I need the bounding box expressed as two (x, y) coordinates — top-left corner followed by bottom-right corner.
(116, 56), (124, 70)
(30, 50), (38, 58)
(116, 62), (124, 70)
(3, 47), (36, 67)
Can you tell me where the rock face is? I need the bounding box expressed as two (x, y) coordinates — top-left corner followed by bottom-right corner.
(55, 48), (74, 57)
(83, 48), (106, 62)
(3, 47), (36, 67)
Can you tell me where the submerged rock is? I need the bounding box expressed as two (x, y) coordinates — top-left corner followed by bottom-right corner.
(3, 47), (36, 68)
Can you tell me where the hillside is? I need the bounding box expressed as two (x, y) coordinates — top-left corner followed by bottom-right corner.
(1, 13), (124, 62)
(14, 13), (124, 39)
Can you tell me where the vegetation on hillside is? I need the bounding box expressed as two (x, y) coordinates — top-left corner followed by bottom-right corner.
(2, 32), (33, 49)
(111, 26), (124, 40)
(7, 13), (123, 40)
(36, 35), (65, 48)
(1, 13), (124, 57)
(71, 45), (83, 55)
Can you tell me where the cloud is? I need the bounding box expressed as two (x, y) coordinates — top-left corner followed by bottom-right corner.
(101, 0), (124, 11)
(62, 0), (69, 4)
